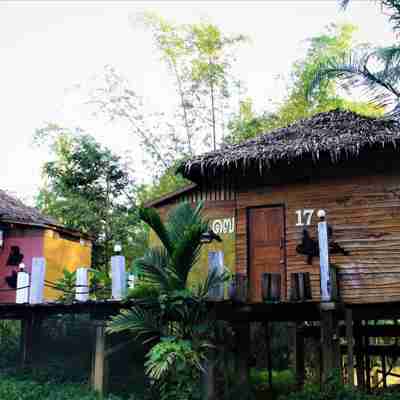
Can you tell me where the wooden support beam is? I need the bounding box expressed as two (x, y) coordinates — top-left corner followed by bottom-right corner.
(201, 350), (216, 400)
(302, 323), (400, 339)
(234, 322), (250, 395)
(345, 309), (354, 386)
(92, 323), (107, 395)
(365, 321), (371, 392)
(320, 310), (340, 382)
(381, 355), (387, 388)
(354, 320), (365, 388)
(19, 317), (33, 369)
(264, 322), (273, 389)
(294, 322), (305, 388)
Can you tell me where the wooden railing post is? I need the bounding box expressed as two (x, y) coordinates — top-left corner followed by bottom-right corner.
(201, 349), (216, 400)
(92, 322), (107, 394)
(234, 322), (250, 396)
(345, 309), (355, 386)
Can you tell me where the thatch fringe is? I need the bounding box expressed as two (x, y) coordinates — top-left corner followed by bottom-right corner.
(178, 109), (400, 180)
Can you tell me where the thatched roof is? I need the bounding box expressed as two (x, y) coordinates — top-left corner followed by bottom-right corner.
(0, 190), (58, 226)
(0, 190), (89, 238)
(178, 109), (400, 181)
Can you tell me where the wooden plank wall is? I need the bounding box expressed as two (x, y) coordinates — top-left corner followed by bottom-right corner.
(236, 173), (400, 304)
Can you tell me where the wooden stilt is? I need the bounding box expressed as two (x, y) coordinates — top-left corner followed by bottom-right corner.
(365, 321), (371, 392)
(354, 320), (365, 388)
(294, 322), (305, 388)
(320, 309), (340, 383)
(92, 323), (107, 395)
(264, 322), (273, 389)
(381, 354), (387, 388)
(235, 322), (250, 395)
(19, 317), (32, 369)
(31, 316), (42, 366)
(201, 350), (216, 400)
(345, 309), (354, 386)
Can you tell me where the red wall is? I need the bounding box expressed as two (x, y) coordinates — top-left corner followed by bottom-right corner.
(0, 227), (44, 303)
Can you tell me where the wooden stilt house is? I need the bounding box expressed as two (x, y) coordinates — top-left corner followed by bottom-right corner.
(150, 109), (400, 305)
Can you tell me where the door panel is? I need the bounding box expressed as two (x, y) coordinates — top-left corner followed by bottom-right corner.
(248, 206), (285, 302)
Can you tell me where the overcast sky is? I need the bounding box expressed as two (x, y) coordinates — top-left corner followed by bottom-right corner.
(0, 0), (396, 204)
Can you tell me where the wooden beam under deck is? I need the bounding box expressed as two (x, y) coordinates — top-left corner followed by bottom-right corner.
(0, 300), (400, 323)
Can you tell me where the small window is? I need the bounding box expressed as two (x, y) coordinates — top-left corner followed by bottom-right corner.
(6, 246), (24, 266)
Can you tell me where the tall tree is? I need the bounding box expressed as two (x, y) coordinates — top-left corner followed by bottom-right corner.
(93, 15), (246, 175)
(307, 1), (400, 116)
(187, 21), (246, 149)
(35, 124), (146, 268)
(226, 23), (382, 145)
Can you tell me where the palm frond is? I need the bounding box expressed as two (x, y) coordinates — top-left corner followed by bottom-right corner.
(307, 50), (400, 112)
(139, 207), (173, 254)
(339, 0), (351, 9)
(382, 0), (400, 33)
(166, 201), (208, 246)
(107, 306), (162, 344)
(340, 1), (400, 32)
(134, 247), (180, 291)
(375, 46), (400, 73)
(196, 268), (231, 299)
(169, 224), (204, 287)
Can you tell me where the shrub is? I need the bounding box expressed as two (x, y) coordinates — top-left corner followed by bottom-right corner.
(126, 282), (160, 300)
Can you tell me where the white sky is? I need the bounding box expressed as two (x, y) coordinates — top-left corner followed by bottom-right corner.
(0, 0), (396, 204)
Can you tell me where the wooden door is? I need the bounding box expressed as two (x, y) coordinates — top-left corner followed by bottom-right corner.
(248, 206), (285, 302)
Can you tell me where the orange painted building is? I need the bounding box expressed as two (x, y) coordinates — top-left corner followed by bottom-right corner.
(0, 190), (92, 302)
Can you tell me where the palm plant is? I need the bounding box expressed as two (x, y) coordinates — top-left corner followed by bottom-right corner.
(307, 0), (400, 116)
(107, 202), (229, 399)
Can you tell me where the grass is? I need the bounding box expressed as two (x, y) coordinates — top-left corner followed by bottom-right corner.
(0, 373), (121, 400)
(250, 368), (296, 399)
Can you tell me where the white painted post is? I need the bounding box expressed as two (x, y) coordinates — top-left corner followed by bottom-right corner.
(76, 267), (89, 302)
(111, 255), (126, 300)
(29, 257), (46, 304)
(208, 251), (225, 300)
(317, 210), (331, 302)
(16, 264), (29, 304)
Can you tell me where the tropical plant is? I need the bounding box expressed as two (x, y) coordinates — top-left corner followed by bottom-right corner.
(107, 202), (230, 399)
(52, 269), (77, 303)
(226, 23), (382, 145)
(307, 1), (400, 116)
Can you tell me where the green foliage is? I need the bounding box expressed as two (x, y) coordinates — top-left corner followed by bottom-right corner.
(138, 167), (190, 205)
(89, 268), (112, 300)
(226, 24), (382, 145)
(126, 281), (160, 301)
(0, 321), (20, 368)
(35, 125), (146, 268)
(250, 369), (295, 397)
(145, 338), (202, 400)
(53, 269), (77, 303)
(308, 1), (400, 116)
(0, 373), (121, 400)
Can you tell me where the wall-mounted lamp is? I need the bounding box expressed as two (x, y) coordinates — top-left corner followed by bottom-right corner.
(200, 230), (222, 244)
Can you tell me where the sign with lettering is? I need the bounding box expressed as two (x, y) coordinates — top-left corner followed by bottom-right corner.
(211, 217), (235, 234)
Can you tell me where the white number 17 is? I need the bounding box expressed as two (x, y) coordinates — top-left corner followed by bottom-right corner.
(296, 209), (314, 226)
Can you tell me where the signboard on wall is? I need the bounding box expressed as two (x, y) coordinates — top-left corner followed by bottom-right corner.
(210, 217), (235, 235)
